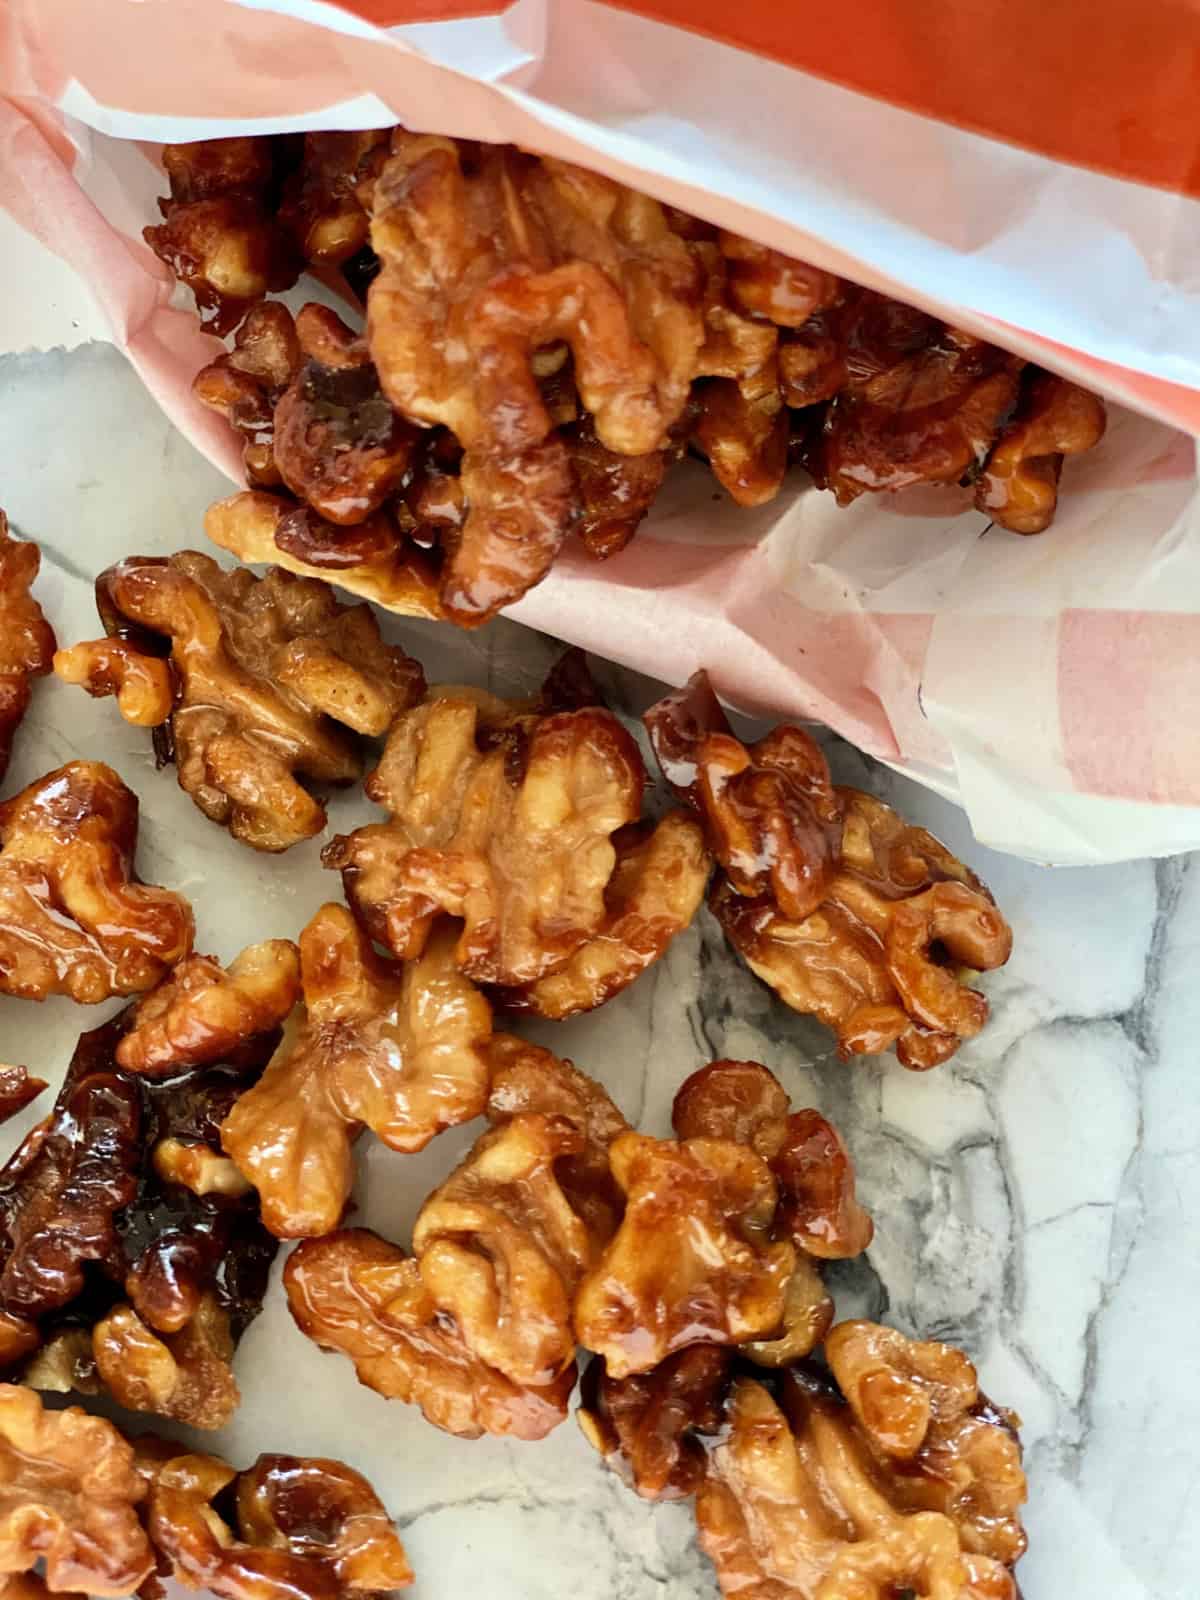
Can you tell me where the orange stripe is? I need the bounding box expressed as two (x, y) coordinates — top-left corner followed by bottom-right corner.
(329, 0), (502, 21)
(598, 0), (1200, 200)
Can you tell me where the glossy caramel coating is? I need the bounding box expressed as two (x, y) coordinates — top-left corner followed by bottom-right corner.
(277, 129), (390, 267)
(0, 1385), (153, 1597)
(498, 811), (710, 1019)
(146, 1441), (412, 1597)
(693, 377), (788, 506)
(116, 940), (301, 1076)
(328, 684), (646, 985)
(61, 551), (425, 851)
(646, 675), (1012, 1067)
(367, 133), (703, 623)
(977, 369), (1106, 533)
(0, 1067), (46, 1125)
(0, 513), (55, 784)
(0, 761), (194, 1002)
(93, 1291), (238, 1431)
(696, 1322), (1027, 1599)
(221, 904), (492, 1238)
(717, 232), (841, 328)
(273, 303), (420, 525)
(192, 301), (302, 487)
(578, 1344), (732, 1501)
(285, 1228), (576, 1441)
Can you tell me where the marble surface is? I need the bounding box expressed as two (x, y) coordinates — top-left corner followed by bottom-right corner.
(2, 344), (1197, 1600)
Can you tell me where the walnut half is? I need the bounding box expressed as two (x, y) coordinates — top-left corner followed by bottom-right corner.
(56, 551), (425, 851)
(0, 761), (194, 1003)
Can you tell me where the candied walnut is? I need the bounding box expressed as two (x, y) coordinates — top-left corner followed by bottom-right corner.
(696, 1325), (1027, 1600)
(61, 551), (425, 851)
(777, 292), (857, 409)
(0, 1067), (45, 1126)
(693, 377), (788, 507)
(573, 1130), (794, 1378)
(221, 903), (492, 1238)
(646, 676), (1011, 1067)
(484, 1033), (629, 1246)
(645, 670), (842, 922)
(116, 940), (301, 1076)
(152, 1137), (251, 1199)
(0, 513), (56, 784)
(144, 138), (300, 334)
(327, 685), (645, 985)
(367, 135), (703, 623)
(147, 1444), (411, 1598)
(53, 640), (173, 728)
(93, 1292), (238, 1431)
(273, 304), (420, 525)
(976, 369), (1106, 534)
(565, 413), (670, 560)
(0, 1384), (153, 1596)
(497, 811), (710, 1018)
(278, 130), (390, 266)
(285, 1228), (576, 1441)
(192, 302), (302, 488)
(717, 231), (842, 327)
(414, 1112), (599, 1387)
(205, 490), (445, 621)
(578, 1345), (732, 1501)
(804, 298), (1025, 505)
(0, 1011), (278, 1422)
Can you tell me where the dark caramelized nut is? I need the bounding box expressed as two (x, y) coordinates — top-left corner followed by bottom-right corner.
(0, 1384), (153, 1596)
(0, 1067), (46, 1126)
(59, 552), (425, 851)
(192, 302), (303, 488)
(977, 369), (1106, 533)
(578, 1345), (731, 1500)
(696, 1322), (1028, 1599)
(328, 684), (646, 985)
(146, 1442), (412, 1597)
(0, 512), (56, 784)
(285, 1228), (576, 1442)
(0, 761), (193, 1004)
(278, 130), (390, 267)
(143, 138), (300, 333)
(221, 904), (492, 1238)
(273, 304), (420, 525)
(646, 676), (1012, 1067)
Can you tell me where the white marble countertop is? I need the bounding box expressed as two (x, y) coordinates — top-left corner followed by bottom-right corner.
(1, 344), (1196, 1600)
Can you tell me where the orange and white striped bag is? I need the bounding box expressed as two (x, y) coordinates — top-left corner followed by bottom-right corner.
(2, 0), (1198, 863)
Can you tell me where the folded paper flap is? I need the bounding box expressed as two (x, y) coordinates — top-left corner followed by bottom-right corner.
(2, 0), (1199, 865)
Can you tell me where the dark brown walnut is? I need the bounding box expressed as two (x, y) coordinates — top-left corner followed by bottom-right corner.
(367, 132), (703, 623)
(221, 902), (492, 1238)
(285, 1228), (577, 1441)
(146, 1442), (412, 1598)
(496, 811), (710, 1018)
(696, 1322), (1028, 1600)
(115, 940), (301, 1076)
(205, 489), (446, 621)
(646, 674), (1012, 1067)
(565, 412), (671, 560)
(192, 301), (302, 488)
(56, 551), (425, 851)
(144, 137), (301, 334)
(976, 369), (1107, 534)
(0, 1067), (46, 1126)
(0, 512), (56, 784)
(0, 762), (194, 1003)
(0, 1385), (153, 1597)
(272, 303), (420, 525)
(645, 669), (842, 922)
(484, 1033), (630, 1247)
(0, 1010), (278, 1428)
(805, 297), (1026, 505)
(328, 683), (646, 985)
(277, 129), (391, 267)
(573, 1130), (794, 1379)
(578, 1344), (732, 1501)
